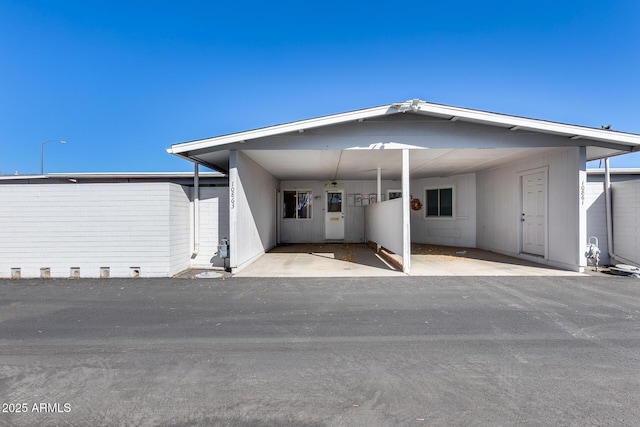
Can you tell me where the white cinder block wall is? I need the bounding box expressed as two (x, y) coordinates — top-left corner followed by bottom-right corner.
(612, 181), (640, 266)
(0, 183), (193, 278)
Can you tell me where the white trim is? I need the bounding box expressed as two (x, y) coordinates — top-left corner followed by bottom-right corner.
(402, 149), (411, 274)
(324, 189), (345, 240)
(168, 99), (640, 155)
(281, 189), (313, 220)
(228, 155), (239, 270)
(518, 167), (549, 259)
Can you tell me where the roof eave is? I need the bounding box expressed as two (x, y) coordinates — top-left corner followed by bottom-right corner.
(168, 99), (640, 155)
(168, 104), (399, 154)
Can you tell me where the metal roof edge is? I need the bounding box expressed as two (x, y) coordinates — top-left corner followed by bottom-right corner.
(0, 171), (227, 181)
(168, 99), (640, 155)
(586, 168), (640, 175)
(168, 103), (399, 153)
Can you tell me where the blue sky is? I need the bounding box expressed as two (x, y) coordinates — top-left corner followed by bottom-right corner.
(1, 0), (639, 174)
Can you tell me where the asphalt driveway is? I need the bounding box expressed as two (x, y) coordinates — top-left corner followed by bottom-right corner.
(1, 275), (639, 426)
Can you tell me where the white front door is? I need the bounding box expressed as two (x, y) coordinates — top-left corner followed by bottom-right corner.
(522, 171), (547, 256)
(325, 190), (345, 240)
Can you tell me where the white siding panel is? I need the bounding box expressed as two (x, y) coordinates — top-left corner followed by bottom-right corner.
(612, 181), (640, 265)
(476, 147), (584, 271)
(365, 198), (403, 255)
(585, 182), (609, 265)
(279, 180), (397, 243)
(0, 183), (188, 278)
(231, 152), (278, 271)
(410, 174), (476, 247)
(169, 185), (191, 275)
(191, 187), (230, 268)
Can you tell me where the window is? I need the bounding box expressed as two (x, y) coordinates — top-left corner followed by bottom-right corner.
(425, 187), (453, 218)
(283, 190), (312, 219)
(387, 189), (402, 200)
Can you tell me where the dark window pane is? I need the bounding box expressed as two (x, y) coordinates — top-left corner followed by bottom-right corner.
(426, 190), (439, 216)
(440, 188), (453, 216)
(327, 193), (342, 212)
(284, 191), (296, 218)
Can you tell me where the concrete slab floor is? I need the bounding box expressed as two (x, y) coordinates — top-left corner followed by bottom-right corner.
(234, 243), (585, 278)
(234, 243), (403, 278)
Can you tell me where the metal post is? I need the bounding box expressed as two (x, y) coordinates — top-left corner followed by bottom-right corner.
(377, 167), (382, 203)
(193, 163), (200, 257)
(40, 140), (66, 175)
(402, 149), (411, 274)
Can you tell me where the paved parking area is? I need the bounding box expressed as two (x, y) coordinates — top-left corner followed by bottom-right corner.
(0, 274), (639, 426)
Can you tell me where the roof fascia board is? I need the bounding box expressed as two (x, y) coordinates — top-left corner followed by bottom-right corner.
(413, 102), (640, 146)
(168, 100), (640, 157)
(168, 104), (398, 154)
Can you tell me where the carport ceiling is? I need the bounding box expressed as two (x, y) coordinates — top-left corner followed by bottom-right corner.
(241, 147), (553, 181)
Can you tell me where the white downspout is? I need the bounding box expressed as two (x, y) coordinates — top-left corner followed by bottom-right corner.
(604, 157), (636, 266)
(192, 162), (200, 257)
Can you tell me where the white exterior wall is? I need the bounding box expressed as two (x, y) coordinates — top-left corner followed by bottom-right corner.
(0, 183), (191, 278)
(279, 180), (397, 243)
(169, 185), (192, 274)
(365, 198), (403, 255)
(477, 147), (586, 271)
(612, 180), (640, 265)
(584, 182), (610, 265)
(410, 173), (476, 247)
(191, 187), (230, 268)
(230, 151), (278, 272)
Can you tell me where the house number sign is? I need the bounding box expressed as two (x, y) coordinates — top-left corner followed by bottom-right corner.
(230, 181), (235, 210)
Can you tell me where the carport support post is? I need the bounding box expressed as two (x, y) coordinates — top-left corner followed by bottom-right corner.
(377, 167), (381, 203)
(192, 163), (200, 257)
(229, 150), (238, 272)
(402, 149), (411, 273)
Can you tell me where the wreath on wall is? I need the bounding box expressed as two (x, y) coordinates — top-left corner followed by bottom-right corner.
(410, 197), (423, 211)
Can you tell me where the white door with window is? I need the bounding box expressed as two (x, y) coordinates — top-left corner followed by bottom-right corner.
(522, 171), (547, 256)
(325, 190), (344, 240)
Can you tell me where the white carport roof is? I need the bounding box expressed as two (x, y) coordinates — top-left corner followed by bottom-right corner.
(167, 99), (640, 179)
